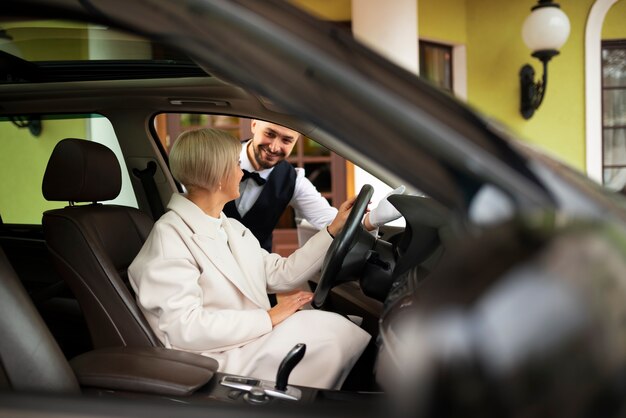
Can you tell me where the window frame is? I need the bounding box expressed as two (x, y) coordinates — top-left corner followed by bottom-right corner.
(600, 39), (626, 190)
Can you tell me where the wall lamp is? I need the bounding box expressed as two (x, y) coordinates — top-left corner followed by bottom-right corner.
(520, 0), (570, 119)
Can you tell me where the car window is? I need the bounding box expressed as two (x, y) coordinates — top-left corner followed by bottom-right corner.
(153, 113), (347, 231)
(154, 113), (252, 154)
(0, 113), (138, 225)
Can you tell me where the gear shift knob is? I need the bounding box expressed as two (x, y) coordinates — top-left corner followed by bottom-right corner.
(275, 343), (306, 391)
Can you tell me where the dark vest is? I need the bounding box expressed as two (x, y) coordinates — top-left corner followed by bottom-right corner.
(224, 160), (297, 251)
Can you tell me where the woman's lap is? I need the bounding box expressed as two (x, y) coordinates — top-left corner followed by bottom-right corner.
(218, 310), (371, 389)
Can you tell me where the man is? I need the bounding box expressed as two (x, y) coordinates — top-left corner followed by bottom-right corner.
(224, 119), (402, 252)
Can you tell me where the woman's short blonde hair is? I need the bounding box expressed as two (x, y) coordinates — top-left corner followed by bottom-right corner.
(169, 128), (241, 191)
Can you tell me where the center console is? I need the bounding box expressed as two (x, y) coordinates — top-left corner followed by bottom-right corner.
(70, 344), (381, 406)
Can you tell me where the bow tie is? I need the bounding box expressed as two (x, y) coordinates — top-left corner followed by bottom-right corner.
(242, 169), (266, 185)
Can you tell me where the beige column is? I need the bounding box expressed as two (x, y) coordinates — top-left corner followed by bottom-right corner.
(351, 0), (418, 217)
(352, 0), (419, 73)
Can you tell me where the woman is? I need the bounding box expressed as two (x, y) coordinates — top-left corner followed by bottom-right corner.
(128, 128), (370, 390)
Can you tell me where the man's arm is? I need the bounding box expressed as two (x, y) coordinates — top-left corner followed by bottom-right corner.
(290, 170), (405, 232)
(289, 169), (337, 230)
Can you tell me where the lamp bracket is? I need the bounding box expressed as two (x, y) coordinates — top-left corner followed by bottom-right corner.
(532, 0), (562, 10)
(519, 49), (559, 119)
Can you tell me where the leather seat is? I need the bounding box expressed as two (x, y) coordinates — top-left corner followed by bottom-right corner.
(0, 245), (218, 397)
(42, 138), (160, 349)
(0, 245), (80, 393)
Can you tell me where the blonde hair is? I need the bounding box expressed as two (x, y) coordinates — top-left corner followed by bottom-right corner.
(169, 128), (241, 191)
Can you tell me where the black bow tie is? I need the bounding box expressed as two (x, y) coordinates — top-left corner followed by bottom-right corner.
(242, 169), (266, 185)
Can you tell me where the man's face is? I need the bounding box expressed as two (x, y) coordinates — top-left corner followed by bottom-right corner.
(249, 120), (299, 170)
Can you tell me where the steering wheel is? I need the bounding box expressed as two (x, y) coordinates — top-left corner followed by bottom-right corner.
(312, 184), (374, 309)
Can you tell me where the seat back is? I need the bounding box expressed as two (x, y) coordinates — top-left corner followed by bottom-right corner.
(42, 138), (161, 348)
(0, 246), (80, 393)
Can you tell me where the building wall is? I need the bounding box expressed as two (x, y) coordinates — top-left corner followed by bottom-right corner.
(417, 0), (625, 173)
(0, 119), (88, 224)
(464, 0), (597, 171)
(289, 0), (351, 20)
(463, 0), (625, 172)
(296, 0), (625, 175)
(603, 0), (626, 39)
(418, 0), (466, 44)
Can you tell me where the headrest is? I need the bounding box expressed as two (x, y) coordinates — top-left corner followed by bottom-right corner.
(43, 138), (122, 202)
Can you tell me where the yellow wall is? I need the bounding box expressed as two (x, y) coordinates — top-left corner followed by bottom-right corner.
(289, 0), (351, 20)
(418, 0), (467, 44)
(0, 119), (87, 224)
(291, 0), (625, 172)
(416, 0), (623, 172)
(464, 0), (597, 171)
(603, 0), (626, 40)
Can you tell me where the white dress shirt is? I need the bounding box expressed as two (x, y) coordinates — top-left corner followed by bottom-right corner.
(235, 141), (337, 230)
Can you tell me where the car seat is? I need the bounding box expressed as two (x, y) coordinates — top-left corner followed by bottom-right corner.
(0, 243), (218, 397)
(42, 138), (160, 348)
(0, 245), (80, 393)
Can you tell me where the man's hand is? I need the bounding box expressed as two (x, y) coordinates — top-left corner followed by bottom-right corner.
(364, 185), (405, 230)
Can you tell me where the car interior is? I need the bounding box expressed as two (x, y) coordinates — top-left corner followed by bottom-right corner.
(5, 5), (625, 417)
(0, 16), (460, 410)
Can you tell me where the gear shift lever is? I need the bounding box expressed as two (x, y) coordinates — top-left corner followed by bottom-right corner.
(275, 343), (306, 391)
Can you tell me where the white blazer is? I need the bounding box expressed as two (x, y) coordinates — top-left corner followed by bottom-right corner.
(128, 194), (370, 389)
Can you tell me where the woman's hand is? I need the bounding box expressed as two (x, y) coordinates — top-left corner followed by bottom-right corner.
(327, 195), (357, 237)
(268, 291), (313, 327)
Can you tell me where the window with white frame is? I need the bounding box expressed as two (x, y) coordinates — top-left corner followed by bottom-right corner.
(601, 40), (626, 191)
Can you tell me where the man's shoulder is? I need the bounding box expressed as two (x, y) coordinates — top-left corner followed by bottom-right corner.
(294, 166), (305, 178)
(276, 159), (296, 172)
